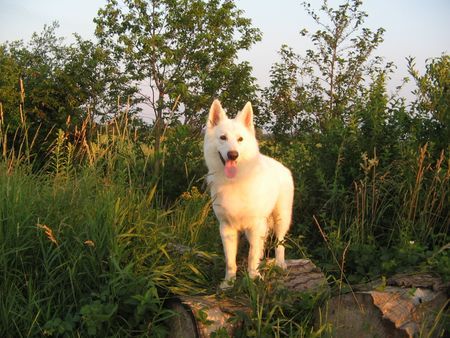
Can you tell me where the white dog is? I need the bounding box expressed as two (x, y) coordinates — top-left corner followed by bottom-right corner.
(204, 100), (294, 288)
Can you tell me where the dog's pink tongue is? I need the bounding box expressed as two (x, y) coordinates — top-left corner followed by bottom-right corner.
(224, 160), (237, 178)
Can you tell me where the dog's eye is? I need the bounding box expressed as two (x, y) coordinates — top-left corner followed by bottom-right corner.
(220, 135), (227, 140)
(237, 136), (243, 142)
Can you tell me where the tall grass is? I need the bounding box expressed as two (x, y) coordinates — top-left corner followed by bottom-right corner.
(348, 145), (449, 247)
(0, 168), (223, 335)
(0, 113), (220, 336)
(401, 145), (450, 245)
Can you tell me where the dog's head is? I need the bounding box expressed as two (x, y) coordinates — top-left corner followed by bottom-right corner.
(204, 99), (259, 179)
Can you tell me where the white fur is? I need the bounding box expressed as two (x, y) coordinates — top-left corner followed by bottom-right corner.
(204, 100), (294, 288)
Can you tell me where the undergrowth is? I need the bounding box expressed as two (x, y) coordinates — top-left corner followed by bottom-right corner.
(0, 109), (448, 336)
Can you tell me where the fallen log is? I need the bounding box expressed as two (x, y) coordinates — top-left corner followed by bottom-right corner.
(166, 294), (248, 337)
(165, 255), (448, 338)
(317, 273), (449, 338)
(165, 259), (328, 337)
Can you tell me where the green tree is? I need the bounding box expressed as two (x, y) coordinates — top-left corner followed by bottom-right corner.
(263, 0), (386, 135)
(0, 45), (21, 127)
(61, 36), (140, 122)
(260, 45), (315, 137)
(0, 22), (136, 133)
(0, 23), (70, 130)
(408, 55), (450, 150)
(94, 0), (262, 175)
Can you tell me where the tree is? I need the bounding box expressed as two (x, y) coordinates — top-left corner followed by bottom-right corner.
(94, 0), (262, 175)
(408, 55), (450, 149)
(263, 0), (386, 135)
(0, 45), (21, 127)
(61, 36), (140, 122)
(260, 45), (317, 137)
(0, 23), (71, 131)
(0, 22), (135, 133)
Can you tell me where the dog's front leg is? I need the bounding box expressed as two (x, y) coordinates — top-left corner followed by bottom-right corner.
(220, 223), (238, 288)
(246, 222), (268, 279)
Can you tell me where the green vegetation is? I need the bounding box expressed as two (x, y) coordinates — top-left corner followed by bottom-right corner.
(0, 0), (448, 336)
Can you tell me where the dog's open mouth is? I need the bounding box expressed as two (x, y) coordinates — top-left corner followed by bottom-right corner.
(218, 152), (237, 179)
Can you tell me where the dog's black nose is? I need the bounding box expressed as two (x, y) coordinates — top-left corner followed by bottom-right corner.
(227, 150), (239, 160)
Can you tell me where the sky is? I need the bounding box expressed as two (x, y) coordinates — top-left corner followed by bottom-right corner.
(1, 0), (449, 98)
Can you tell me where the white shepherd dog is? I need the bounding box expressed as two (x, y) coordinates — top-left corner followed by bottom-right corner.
(204, 99), (294, 288)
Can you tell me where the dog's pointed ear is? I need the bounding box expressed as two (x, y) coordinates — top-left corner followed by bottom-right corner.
(207, 99), (226, 128)
(237, 101), (255, 133)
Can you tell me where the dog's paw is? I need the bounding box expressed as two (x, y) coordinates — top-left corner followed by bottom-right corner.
(219, 278), (235, 290)
(248, 270), (262, 280)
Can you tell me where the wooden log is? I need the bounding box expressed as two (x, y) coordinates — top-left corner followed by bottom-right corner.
(166, 294), (249, 337)
(317, 273), (448, 338)
(165, 248), (448, 338)
(165, 300), (198, 338)
(165, 259), (328, 337)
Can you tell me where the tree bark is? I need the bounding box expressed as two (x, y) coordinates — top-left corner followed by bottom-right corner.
(317, 273), (448, 338)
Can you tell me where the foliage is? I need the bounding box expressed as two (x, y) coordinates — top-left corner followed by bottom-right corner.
(160, 123), (205, 201)
(0, 22), (140, 165)
(1, 23), (129, 126)
(61, 35), (140, 121)
(262, 0), (387, 136)
(0, 44), (21, 127)
(259, 2), (449, 286)
(259, 45), (312, 136)
(95, 0), (261, 127)
(408, 54), (450, 150)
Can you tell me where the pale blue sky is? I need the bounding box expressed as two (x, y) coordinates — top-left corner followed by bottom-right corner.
(1, 0), (449, 95)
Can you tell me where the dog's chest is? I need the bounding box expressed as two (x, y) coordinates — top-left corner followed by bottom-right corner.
(210, 177), (278, 226)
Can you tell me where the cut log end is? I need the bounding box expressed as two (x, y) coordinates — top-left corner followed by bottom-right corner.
(165, 300), (197, 338)
(166, 295), (247, 337)
(319, 274), (449, 338)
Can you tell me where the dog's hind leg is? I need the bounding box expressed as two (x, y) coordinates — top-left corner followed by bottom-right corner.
(272, 191), (293, 269)
(245, 220), (268, 279)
